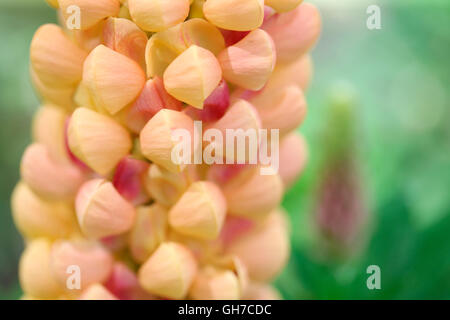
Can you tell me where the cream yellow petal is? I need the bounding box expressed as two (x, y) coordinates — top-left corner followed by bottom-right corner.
(68, 107), (132, 175)
(82, 45), (146, 115)
(30, 24), (87, 88)
(128, 0), (190, 32)
(76, 178), (136, 239)
(140, 109), (197, 173)
(169, 181), (227, 240)
(164, 45), (222, 109)
(138, 242), (197, 299)
(146, 19), (224, 78)
(203, 0), (264, 31)
(218, 29), (275, 90)
(19, 239), (65, 299)
(11, 182), (77, 240)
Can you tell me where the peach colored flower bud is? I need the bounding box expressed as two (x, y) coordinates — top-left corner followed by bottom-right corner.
(67, 107), (132, 175)
(189, 266), (241, 300)
(79, 284), (118, 300)
(181, 18), (226, 55)
(20, 143), (86, 200)
(112, 156), (150, 205)
(82, 45), (146, 115)
(32, 104), (70, 163)
(120, 77), (182, 134)
(243, 282), (281, 300)
(203, 0), (265, 31)
(76, 178), (136, 238)
(30, 24), (87, 88)
(144, 164), (191, 207)
(103, 17), (148, 69)
(128, 0), (190, 32)
(30, 67), (76, 111)
(279, 132), (308, 187)
(129, 204), (168, 264)
(19, 239), (64, 299)
(140, 109), (198, 173)
(105, 262), (156, 300)
(262, 3), (321, 63)
(257, 85), (307, 137)
(164, 45), (222, 109)
(145, 19), (224, 78)
(138, 242), (198, 299)
(58, 0), (121, 30)
(11, 182), (77, 240)
(265, 0), (303, 13)
(218, 29), (276, 91)
(206, 100), (261, 163)
(227, 209), (289, 281)
(169, 181), (227, 240)
(222, 166), (284, 219)
(51, 239), (113, 290)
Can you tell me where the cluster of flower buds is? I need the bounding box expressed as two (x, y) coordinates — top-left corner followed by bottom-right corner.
(14, 0), (320, 300)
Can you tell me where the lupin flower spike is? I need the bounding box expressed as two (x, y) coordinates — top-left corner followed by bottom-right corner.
(14, 0), (320, 300)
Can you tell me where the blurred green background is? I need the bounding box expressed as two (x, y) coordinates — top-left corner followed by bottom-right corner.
(0, 0), (449, 299)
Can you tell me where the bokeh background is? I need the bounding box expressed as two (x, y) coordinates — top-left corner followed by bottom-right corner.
(0, 0), (449, 299)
